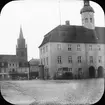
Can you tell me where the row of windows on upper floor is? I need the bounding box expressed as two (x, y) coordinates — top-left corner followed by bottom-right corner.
(40, 56), (102, 65)
(82, 17), (93, 23)
(0, 62), (29, 67)
(1, 63), (18, 67)
(57, 56), (102, 64)
(40, 44), (102, 54)
(0, 68), (28, 73)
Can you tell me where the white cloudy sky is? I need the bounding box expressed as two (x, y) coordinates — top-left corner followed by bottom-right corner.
(0, 0), (104, 61)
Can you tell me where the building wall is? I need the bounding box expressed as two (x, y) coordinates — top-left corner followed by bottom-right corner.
(39, 42), (105, 79)
(30, 65), (39, 72)
(0, 63), (29, 80)
(16, 47), (27, 61)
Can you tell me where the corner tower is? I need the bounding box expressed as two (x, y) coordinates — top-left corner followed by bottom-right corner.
(80, 0), (95, 29)
(16, 27), (27, 61)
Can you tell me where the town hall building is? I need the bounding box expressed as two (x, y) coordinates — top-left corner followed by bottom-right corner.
(39, 0), (105, 79)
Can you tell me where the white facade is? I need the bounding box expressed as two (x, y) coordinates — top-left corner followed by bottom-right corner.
(39, 43), (105, 78)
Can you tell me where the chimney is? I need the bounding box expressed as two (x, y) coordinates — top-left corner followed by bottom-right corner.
(65, 20), (70, 25)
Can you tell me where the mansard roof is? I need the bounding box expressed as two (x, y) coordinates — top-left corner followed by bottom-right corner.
(39, 25), (105, 48)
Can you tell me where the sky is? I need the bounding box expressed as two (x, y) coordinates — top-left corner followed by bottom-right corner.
(0, 0), (104, 61)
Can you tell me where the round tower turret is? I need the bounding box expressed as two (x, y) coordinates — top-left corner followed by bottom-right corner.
(80, 0), (95, 29)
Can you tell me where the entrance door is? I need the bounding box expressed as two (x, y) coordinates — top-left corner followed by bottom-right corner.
(97, 66), (104, 78)
(89, 66), (96, 78)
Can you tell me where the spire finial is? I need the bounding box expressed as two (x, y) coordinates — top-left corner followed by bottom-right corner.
(84, 0), (90, 6)
(19, 25), (24, 39)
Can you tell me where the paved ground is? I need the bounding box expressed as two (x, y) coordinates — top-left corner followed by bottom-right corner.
(0, 78), (104, 105)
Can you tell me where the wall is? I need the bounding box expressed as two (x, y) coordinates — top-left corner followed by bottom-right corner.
(39, 42), (105, 79)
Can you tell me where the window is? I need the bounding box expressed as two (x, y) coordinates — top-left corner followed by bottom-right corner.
(90, 56), (93, 63)
(57, 56), (62, 64)
(40, 48), (42, 54)
(12, 69), (15, 72)
(68, 44), (71, 51)
(58, 68), (62, 72)
(42, 59), (44, 65)
(68, 68), (72, 72)
(98, 56), (102, 63)
(46, 57), (48, 65)
(78, 68), (82, 72)
(46, 45), (48, 52)
(77, 44), (81, 51)
(19, 62), (22, 67)
(40, 59), (43, 64)
(77, 56), (82, 63)
(13, 64), (14, 66)
(2, 63), (4, 66)
(89, 45), (92, 50)
(98, 45), (101, 51)
(85, 18), (88, 23)
(44, 58), (45, 65)
(43, 47), (45, 53)
(82, 18), (84, 23)
(90, 18), (92, 23)
(68, 56), (72, 63)
(4, 69), (6, 73)
(78, 68), (83, 75)
(57, 44), (61, 50)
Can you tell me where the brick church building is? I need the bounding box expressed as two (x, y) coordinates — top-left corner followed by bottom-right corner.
(0, 27), (29, 80)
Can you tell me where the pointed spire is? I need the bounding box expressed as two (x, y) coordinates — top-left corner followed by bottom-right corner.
(19, 26), (24, 39)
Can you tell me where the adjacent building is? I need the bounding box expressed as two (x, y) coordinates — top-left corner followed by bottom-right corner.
(29, 58), (40, 79)
(39, 0), (105, 79)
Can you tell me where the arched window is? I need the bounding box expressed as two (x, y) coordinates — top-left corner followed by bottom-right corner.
(85, 18), (88, 23)
(90, 18), (92, 23)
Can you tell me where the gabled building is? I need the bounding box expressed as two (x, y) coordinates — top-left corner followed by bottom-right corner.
(39, 0), (105, 79)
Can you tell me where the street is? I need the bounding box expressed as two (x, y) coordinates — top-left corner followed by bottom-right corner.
(0, 78), (104, 105)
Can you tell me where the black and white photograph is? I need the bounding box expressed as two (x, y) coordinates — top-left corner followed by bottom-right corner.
(0, 0), (104, 105)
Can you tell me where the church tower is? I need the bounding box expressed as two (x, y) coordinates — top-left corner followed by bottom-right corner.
(16, 27), (27, 61)
(80, 0), (95, 29)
